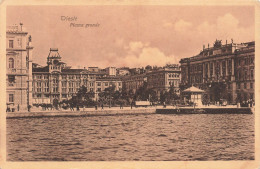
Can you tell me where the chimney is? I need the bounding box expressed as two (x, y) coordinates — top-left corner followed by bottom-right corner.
(50, 48), (58, 51)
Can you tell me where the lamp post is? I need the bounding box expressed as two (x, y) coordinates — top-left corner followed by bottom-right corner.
(109, 84), (112, 108)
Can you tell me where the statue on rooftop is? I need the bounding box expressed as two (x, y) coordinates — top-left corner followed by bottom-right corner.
(28, 35), (32, 42)
(213, 39), (222, 48)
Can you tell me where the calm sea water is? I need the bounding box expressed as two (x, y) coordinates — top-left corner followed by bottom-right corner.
(7, 114), (254, 161)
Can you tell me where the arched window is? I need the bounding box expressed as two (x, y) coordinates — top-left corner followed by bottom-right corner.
(9, 58), (14, 68)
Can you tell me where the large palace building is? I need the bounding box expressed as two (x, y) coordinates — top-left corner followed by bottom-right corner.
(6, 24), (33, 111)
(32, 48), (122, 104)
(180, 40), (255, 104)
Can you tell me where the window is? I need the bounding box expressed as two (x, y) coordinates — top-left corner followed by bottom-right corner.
(9, 58), (14, 68)
(118, 82), (121, 86)
(237, 83), (240, 89)
(245, 58), (248, 65)
(76, 75), (80, 79)
(251, 69), (254, 79)
(9, 94), (14, 102)
(37, 82), (42, 92)
(97, 82), (101, 86)
(244, 70), (247, 80)
(62, 94), (67, 98)
(44, 82), (49, 92)
(250, 93), (254, 99)
(250, 57), (254, 64)
(105, 82), (108, 86)
(9, 40), (14, 48)
(8, 75), (15, 83)
(97, 88), (101, 92)
(76, 82), (80, 91)
(53, 87), (58, 92)
(250, 83), (253, 89)
(69, 82), (73, 92)
(238, 71), (241, 80)
(244, 83), (247, 89)
(62, 82), (67, 87)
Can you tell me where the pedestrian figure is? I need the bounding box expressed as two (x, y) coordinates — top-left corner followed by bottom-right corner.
(131, 101), (133, 109)
(101, 103), (104, 110)
(28, 105), (31, 112)
(17, 104), (19, 111)
(95, 105), (98, 110)
(163, 102), (166, 108)
(77, 105), (80, 111)
(70, 103), (74, 111)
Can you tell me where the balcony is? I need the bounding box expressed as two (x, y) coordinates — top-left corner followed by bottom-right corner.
(7, 83), (15, 87)
(7, 68), (28, 75)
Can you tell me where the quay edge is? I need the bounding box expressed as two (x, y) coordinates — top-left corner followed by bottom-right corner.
(156, 107), (253, 114)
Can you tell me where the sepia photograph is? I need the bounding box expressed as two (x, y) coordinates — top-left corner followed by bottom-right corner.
(1, 1), (259, 168)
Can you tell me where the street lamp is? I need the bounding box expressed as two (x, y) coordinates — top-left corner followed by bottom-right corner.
(109, 84), (112, 108)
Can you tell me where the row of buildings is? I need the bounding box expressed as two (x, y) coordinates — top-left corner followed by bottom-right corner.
(6, 24), (255, 111)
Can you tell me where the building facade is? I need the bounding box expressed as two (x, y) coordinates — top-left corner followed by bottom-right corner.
(146, 65), (181, 96)
(6, 24), (33, 111)
(180, 40), (255, 104)
(122, 64), (181, 97)
(32, 48), (122, 105)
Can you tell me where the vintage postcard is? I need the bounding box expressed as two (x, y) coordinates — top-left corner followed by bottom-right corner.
(0, 0), (259, 169)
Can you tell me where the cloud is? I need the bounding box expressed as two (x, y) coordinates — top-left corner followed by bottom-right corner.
(195, 13), (254, 45)
(127, 41), (145, 53)
(118, 41), (178, 68)
(174, 19), (192, 32)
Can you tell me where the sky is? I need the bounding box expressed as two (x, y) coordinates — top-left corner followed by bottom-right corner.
(7, 6), (254, 69)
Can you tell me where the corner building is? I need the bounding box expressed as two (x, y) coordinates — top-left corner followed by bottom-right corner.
(180, 40), (255, 104)
(6, 24), (33, 111)
(32, 48), (122, 104)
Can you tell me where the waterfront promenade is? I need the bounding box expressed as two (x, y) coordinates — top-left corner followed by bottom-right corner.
(6, 106), (158, 118)
(6, 104), (253, 118)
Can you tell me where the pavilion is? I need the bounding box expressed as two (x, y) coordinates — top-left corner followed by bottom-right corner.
(182, 86), (205, 107)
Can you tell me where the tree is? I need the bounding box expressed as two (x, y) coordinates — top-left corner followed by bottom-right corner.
(146, 89), (157, 102)
(134, 81), (149, 101)
(159, 86), (180, 104)
(98, 84), (118, 106)
(68, 86), (95, 107)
